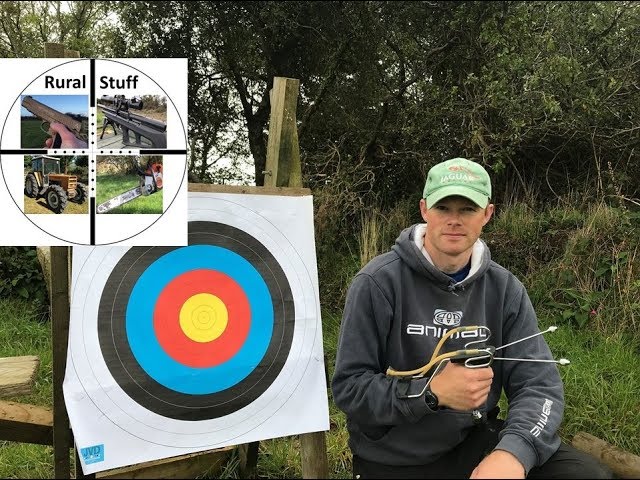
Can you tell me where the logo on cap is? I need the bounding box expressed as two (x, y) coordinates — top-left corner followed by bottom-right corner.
(423, 158), (491, 208)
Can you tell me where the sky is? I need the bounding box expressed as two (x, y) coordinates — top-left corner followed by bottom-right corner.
(20, 94), (88, 117)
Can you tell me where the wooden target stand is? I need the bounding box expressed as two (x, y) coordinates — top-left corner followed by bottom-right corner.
(0, 41), (328, 478)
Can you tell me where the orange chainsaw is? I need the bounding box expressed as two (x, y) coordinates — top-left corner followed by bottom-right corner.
(97, 161), (163, 214)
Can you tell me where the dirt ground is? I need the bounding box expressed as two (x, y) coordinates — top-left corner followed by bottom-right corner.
(23, 194), (89, 214)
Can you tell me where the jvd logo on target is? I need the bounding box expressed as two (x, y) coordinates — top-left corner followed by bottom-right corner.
(80, 444), (105, 464)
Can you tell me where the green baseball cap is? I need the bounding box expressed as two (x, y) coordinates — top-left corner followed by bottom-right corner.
(423, 158), (491, 208)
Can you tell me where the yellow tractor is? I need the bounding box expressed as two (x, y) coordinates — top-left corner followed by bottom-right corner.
(24, 155), (87, 214)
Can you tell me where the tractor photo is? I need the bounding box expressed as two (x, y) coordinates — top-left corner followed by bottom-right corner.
(24, 155), (87, 214)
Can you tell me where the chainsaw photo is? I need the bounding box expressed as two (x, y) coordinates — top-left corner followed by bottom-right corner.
(97, 160), (163, 214)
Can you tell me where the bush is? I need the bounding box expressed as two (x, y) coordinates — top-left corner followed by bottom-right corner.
(488, 202), (640, 337)
(0, 247), (48, 317)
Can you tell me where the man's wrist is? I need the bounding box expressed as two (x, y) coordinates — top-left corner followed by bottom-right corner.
(491, 449), (525, 474)
(494, 433), (538, 474)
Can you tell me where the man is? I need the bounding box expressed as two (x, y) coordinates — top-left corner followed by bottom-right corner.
(331, 158), (610, 479)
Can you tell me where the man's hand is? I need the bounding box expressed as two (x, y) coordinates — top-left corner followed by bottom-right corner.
(470, 450), (525, 479)
(429, 361), (493, 411)
(45, 122), (87, 148)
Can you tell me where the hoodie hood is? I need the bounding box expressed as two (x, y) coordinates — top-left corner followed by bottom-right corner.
(391, 223), (491, 290)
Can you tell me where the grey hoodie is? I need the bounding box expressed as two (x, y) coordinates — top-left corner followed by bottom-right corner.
(331, 224), (563, 473)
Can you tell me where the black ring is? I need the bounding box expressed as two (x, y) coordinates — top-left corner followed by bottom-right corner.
(97, 221), (295, 420)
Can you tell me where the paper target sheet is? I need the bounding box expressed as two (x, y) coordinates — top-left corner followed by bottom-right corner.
(64, 191), (330, 474)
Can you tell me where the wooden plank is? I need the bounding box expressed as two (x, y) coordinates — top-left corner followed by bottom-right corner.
(97, 131), (129, 149)
(572, 431), (640, 479)
(0, 355), (40, 398)
(96, 127), (153, 149)
(0, 400), (53, 445)
(188, 183), (310, 196)
(50, 246), (72, 479)
(264, 77), (302, 188)
(95, 447), (233, 479)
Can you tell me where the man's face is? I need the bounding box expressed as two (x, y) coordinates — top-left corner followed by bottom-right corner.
(420, 195), (494, 259)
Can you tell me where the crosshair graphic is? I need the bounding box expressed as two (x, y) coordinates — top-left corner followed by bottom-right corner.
(65, 194), (326, 452)
(0, 58), (187, 245)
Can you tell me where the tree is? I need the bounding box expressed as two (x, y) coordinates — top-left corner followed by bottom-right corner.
(111, 1), (640, 207)
(0, 1), (112, 58)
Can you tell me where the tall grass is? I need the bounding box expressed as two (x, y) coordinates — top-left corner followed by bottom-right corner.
(358, 211), (383, 268)
(358, 200), (414, 268)
(486, 194), (640, 337)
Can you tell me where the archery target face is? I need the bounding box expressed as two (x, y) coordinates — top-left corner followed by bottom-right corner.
(65, 193), (328, 456)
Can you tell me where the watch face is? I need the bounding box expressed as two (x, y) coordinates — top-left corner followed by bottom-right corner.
(425, 389), (438, 409)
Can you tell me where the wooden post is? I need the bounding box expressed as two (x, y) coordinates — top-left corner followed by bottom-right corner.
(45, 42), (89, 480)
(44, 42), (80, 59)
(44, 42), (65, 58)
(238, 441), (260, 479)
(50, 246), (72, 479)
(264, 77), (302, 188)
(265, 77), (329, 479)
(572, 431), (640, 479)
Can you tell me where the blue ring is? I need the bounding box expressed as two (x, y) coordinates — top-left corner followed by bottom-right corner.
(126, 245), (273, 395)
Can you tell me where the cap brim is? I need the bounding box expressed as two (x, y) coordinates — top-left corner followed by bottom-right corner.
(426, 186), (488, 209)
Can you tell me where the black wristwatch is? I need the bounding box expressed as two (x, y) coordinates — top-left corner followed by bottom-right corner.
(424, 386), (439, 410)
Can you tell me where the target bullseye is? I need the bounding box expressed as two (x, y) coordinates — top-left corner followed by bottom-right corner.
(179, 293), (228, 342)
(153, 268), (251, 368)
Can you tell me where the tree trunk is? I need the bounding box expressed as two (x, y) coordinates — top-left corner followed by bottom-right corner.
(248, 123), (267, 186)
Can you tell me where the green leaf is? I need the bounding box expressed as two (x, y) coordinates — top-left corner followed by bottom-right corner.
(575, 312), (589, 328)
(18, 287), (29, 298)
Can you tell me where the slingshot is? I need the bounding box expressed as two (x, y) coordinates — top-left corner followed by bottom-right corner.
(387, 325), (569, 412)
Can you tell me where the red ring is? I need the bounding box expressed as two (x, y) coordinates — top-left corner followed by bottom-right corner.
(153, 269), (250, 367)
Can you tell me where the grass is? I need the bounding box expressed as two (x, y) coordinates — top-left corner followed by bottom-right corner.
(21, 120), (48, 149)
(1, 297), (637, 478)
(548, 326), (640, 453)
(96, 174), (163, 214)
(21, 118), (89, 149)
